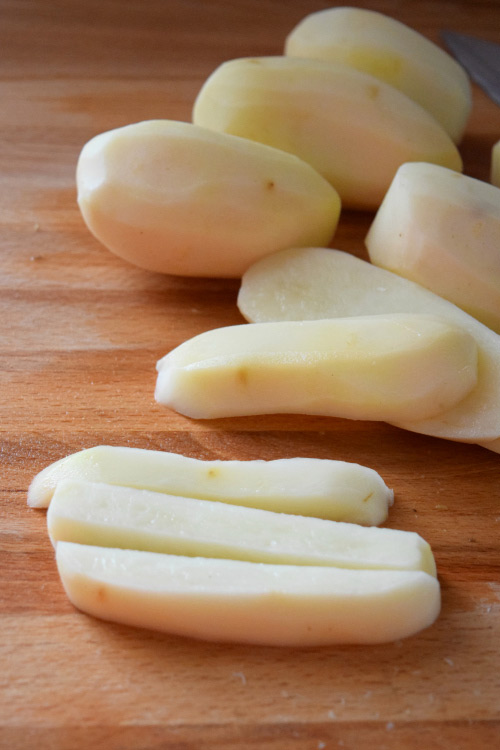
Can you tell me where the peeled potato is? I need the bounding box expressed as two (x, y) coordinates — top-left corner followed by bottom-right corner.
(192, 56), (462, 209)
(285, 7), (471, 143)
(366, 163), (500, 333)
(47, 479), (435, 575)
(76, 119), (340, 277)
(27, 445), (393, 525)
(155, 314), (477, 423)
(237, 247), (500, 445)
(56, 542), (441, 645)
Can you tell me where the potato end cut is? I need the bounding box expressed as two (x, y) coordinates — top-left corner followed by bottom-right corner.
(366, 162), (500, 333)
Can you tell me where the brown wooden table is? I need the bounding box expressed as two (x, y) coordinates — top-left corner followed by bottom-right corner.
(2, 1), (500, 747)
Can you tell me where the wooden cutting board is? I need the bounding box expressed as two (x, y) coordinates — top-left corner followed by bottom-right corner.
(1, 1), (499, 747)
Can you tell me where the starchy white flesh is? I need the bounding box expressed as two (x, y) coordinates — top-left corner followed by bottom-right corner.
(27, 445), (393, 525)
(237, 247), (500, 444)
(285, 7), (471, 143)
(192, 56), (462, 210)
(56, 542), (441, 645)
(155, 314), (477, 422)
(47, 479), (435, 576)
(366, 163), (500, 333)
(492, 140), (500, 189)
(76, 119), (340, 277)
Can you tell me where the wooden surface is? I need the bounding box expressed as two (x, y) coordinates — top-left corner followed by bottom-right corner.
(1, 1), (500, 747)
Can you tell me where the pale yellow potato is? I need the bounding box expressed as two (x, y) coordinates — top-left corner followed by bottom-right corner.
(192, 56), (462, 210)
(285, 7), (471, 143)
(237, 247), (500, 445)
(76, 119), (340, 277)
(155, 314), (477, 423)
(492, 140), (500, 188)
(47, 479), (435, 575)
(366, 163), (500, 333)
(27, 445), (393, 525)
(56, 542), (441, 645)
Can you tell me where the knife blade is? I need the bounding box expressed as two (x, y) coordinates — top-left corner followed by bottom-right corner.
(442, 30), (500, 107)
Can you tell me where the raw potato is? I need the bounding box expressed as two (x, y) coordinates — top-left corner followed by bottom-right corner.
(155, 314), (477, 422)
(56, 542), (441, 645)
(492, 140), (500, 189)
(192, 56), (462, 209)
(366, 163), (500, 333)
(47, 479), (436, 575)
(237, 247), (500, 445)
(76, 119), (340, 277)
(285, 7), (471, 143)
(27, 445), (393, 525)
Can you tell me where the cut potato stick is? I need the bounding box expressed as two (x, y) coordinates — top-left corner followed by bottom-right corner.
(238, 247), (500, 444)
(192, 56), (461, 209)
(47, 479), (436, 575)
(285, 7), (471, 143)
(366, 163), (500, 333)
(28, 446), (393, 526)
(56, 542), (441, 646)
(155, 314), (477, 422)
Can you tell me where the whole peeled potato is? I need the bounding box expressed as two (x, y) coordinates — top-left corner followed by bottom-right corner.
(192, 56), (462, 210)
(76, 120), (341, 277)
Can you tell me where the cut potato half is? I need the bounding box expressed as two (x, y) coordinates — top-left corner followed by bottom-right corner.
(192, 56), (461, 209)
(28, 445), (393, 526)
(237, 247), (500, 443)
(47, 479), (436, 575)
(56, 542), (441, 645)
(77, 119), (340, 277)
(155, 314), (477, 422)
(285, 7), (471, 143)
(366, 163), (500, 333)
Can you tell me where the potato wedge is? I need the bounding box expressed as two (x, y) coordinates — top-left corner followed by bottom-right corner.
(285, 7), (471, 143)
(27, 445), (393, 526)
(76, 119), (340, 277)
(237, 247), (500, 443)
(155, 314), (477, 422)
(192, 56), (462, 209)
(56, 542), (441, 645)
(47, 479), (435, 575)
(366, 163), (500, 333)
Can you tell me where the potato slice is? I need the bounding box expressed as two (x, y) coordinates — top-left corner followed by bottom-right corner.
(27, 445), (393, 525)
(492, 140), (500, 189)
(237, 247), (500, 443)
(285, 7), (471, 143)
(155, 314), (477, 422)
(56, 542), (441, 645)
(192, 56), (462, 209)
(366, 163), (500, 333)
(47, 479), (435, 575)
(76, 119), (340, 277)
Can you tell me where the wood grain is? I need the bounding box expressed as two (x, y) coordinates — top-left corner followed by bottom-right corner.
(1, 1), (500, 747)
